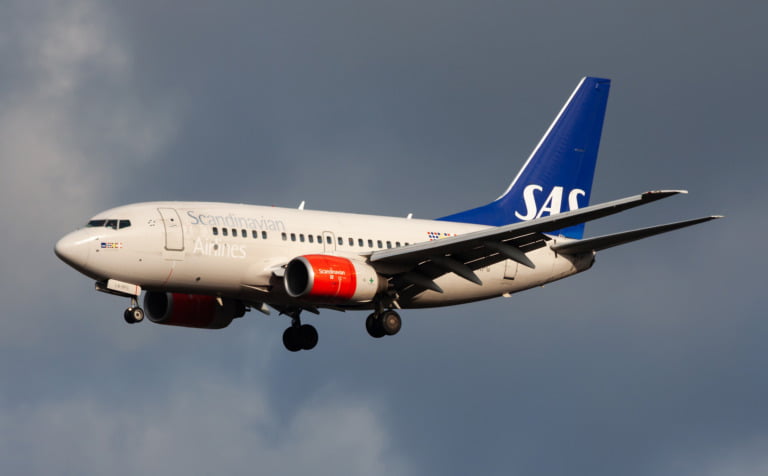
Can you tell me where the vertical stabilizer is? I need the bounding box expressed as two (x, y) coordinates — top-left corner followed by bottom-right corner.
(438, 77), (611, 239)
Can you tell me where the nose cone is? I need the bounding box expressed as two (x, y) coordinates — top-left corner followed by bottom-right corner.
(54, 232), (91, 271)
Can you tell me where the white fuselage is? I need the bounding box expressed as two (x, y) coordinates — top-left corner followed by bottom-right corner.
(56, 201), (594, 311)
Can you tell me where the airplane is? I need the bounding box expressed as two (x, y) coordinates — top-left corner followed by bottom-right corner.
(54, 77), (721, 352)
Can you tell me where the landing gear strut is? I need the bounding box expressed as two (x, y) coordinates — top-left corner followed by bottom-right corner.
(123, 296), (144, 324)
(282, 315), (318, 352)
(366, 309), (401, 338)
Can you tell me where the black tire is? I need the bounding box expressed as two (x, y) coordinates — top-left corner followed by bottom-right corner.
(300, 324), (319, 350)
(282, 326), (302, 352)
(380, 310), (402, 336)
(365, 313), (385, 338)
(124, 307), (144, 324)
(124, 308), (135, 324)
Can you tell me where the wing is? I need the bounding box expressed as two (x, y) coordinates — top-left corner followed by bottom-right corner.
(369, 190), (687, 298)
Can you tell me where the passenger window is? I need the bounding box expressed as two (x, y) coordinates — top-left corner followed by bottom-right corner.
(326, 236), (332, 244)
(222, 228), (228, 237)
(213, 227), (219, 236)
(241, 229), (246, 238)
(231, 228), (237, 237)
(290, 233), (296, 242)
(118, 220), (131, 229)
(368, 239), (373, 248)
(377, 240), (383, 248)
(358, 238), (364, 247)
(252, 230), (258, 239)
(308, 235), (314, 243)
(386, 241), (392, 249)
(300, 234), (305, 242)
(106, 219), (118, 230)
(281, 232), (287, 241)
(338, 237), (343, 246)
(396, 242), (401, 247)
(262, 231), (268, 239)
(348, 237), (354, 246)
(86, 220), (106, 227)
(317, 235), (322, 244)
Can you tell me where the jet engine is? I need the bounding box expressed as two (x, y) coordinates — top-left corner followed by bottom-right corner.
(284, 255), (386, 304)
(144, 292), (245, 329)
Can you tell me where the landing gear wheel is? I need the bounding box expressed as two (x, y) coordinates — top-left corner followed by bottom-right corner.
(124, 307), (144, 324)
(366, 313), (386, 338)
(283, 326), (302, 352)
(380, 310), (402, 336)
(300, 324), (318, 350)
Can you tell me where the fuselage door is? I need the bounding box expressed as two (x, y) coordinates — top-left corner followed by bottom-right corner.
(158, 208), (184, 251)
(322, 231), (336, 253)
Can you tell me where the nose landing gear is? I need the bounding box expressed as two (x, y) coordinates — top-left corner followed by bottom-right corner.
(124, 306), (145, 324)
(123, 296), (144, 324)
(95, 280), (145, 325)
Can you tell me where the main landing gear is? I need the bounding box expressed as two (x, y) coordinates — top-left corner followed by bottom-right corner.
(282, 315), (318, 352)
(366, 309), (402, 339)
(123, 296), (144, 324)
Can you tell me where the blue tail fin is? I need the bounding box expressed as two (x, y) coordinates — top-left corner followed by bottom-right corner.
(438, 77), (611, 239)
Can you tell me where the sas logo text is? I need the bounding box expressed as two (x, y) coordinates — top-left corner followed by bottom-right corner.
(514, 185), (586, 221)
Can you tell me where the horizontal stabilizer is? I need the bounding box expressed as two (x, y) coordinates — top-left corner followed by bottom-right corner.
(551, 216), (723, 255)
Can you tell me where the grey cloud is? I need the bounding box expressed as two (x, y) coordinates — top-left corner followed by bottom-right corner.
(0, 377), (411, 476)
(0, 0), (178, 344)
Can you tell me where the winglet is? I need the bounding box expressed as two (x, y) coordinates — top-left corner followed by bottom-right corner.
(641, 190), (687, 199)
(647, 189), (687, 195)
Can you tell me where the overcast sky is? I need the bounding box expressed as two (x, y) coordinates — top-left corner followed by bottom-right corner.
(1, 1), (765, 475)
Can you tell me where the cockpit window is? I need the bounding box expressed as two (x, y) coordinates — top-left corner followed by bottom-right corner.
(86, 219), (131, 229)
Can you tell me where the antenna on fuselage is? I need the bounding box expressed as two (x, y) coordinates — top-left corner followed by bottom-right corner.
(298, 201), (305, 210)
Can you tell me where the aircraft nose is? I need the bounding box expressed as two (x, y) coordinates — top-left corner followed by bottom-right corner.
(54, 232), (91, 269)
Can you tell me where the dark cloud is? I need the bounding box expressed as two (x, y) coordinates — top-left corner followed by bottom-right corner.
(1, 0), (765, 474)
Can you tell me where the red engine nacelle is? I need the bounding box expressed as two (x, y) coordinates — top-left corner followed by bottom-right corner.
(144, 292), (245, 329)
(284, 255), (386, 304)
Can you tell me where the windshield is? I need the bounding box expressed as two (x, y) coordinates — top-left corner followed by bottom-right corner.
(85, 219), (131, 229)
